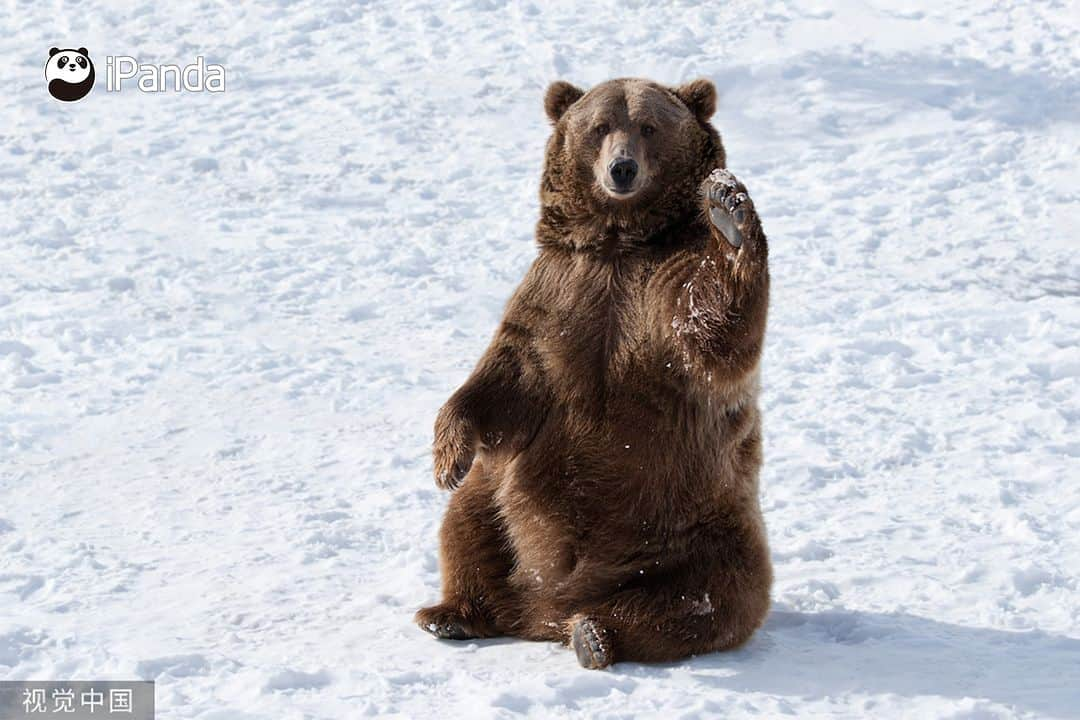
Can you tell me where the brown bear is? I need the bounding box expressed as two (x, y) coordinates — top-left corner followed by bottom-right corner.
(416, 77), (772, 669)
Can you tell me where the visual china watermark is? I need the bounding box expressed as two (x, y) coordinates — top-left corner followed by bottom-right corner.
(0, 681), (154, 719)
(45, 47), (226, 101)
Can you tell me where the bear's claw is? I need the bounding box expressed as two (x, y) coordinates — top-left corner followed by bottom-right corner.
(571, 618), (613, 670)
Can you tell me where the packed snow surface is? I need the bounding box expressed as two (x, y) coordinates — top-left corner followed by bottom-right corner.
(1, 1), (1078, 718)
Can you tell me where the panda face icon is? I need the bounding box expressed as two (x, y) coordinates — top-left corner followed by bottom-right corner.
(45, 47), (95, 102)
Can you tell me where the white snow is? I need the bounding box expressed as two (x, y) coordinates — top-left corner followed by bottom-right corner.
(2, 1), (1079, 718)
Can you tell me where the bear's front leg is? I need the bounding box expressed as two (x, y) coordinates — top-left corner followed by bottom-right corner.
(431, 338), (549, 491)
(649, 168), (770, 386)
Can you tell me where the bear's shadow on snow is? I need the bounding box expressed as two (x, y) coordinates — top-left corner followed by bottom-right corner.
(675, 608), (1080, 716)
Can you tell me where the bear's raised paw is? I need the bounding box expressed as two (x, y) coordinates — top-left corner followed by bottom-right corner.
(702, 168), (758, 250)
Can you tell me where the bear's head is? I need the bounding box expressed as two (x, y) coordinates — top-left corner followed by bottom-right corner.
(45, 47), (95, 102)
(540, 77), (726, 237)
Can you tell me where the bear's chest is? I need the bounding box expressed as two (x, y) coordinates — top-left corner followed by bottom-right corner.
(536, 252), (657, 396)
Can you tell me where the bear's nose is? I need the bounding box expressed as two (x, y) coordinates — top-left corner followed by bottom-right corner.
(608, 158), (638, 190)
(69, 64), (76, 69)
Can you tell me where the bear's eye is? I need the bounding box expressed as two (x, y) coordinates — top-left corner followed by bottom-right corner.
(57, 56), (68, 68)
(76, 56), (87, 68)
(641, 124), (656, 137)
(592, 123), (610, 137)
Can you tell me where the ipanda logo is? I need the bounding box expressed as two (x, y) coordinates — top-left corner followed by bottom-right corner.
(45, 47), (225, 102)
(45, 48), (95, 102)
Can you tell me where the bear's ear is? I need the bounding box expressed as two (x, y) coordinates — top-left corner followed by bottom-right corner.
(544, 81), (585, 123)
(673, 78), (717, 121)
(49, 47), (60, 57)
(77, 48), (89, 56)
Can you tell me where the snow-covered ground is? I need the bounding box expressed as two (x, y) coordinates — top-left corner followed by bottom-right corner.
(2, 1), (1078, 717)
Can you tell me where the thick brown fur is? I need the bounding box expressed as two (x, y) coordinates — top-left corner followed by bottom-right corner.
(418, 78), (772, 668)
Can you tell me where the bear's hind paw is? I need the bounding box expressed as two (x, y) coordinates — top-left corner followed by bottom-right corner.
(571, 617), (613, 670)
(416, 603), (483, 640)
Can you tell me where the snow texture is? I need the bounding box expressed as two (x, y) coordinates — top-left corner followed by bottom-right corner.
(1, 1), (1078, 718)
